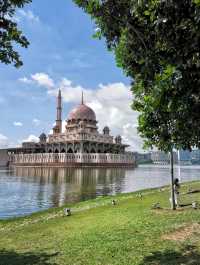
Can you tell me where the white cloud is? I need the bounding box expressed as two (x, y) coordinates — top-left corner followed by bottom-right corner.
(18, 73), (54, 89)
(18, 10), (40, 23)
(122, 123), (144, 152)
(31, 73), (55, 89)
(13, 122), (23, 127)
(48, 78), (94, 103)
(0, 134), (9, 148)
(32, 118), (41, 127)
(22, 135), (39, 143)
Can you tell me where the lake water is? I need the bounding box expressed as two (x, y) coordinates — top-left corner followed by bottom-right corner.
(0, 165), (200, 219)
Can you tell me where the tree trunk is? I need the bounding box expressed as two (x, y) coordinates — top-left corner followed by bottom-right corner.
(170, 150), (176, 210)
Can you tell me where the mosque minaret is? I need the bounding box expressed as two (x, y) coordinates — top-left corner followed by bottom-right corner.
(53, 89), (62, 135)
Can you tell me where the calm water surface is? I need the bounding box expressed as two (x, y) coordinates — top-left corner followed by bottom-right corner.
(0, 165), (200, 219)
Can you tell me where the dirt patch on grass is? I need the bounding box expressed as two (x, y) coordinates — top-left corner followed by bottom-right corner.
(162, 223), (200, 242)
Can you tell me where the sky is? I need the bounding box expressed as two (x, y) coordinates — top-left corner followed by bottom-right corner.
(0, 0), (144, 152)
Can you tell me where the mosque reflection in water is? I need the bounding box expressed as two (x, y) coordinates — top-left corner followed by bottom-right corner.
(14, 167), (126, 207)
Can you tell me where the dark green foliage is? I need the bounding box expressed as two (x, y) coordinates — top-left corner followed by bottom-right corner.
(0, 0), (31, 67)
(74, 0), (200, 152)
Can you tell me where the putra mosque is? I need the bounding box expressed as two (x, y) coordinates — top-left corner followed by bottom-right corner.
(9, 90), (135, 167)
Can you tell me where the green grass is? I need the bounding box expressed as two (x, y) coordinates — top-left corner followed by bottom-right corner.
(1, 182), (200, 265)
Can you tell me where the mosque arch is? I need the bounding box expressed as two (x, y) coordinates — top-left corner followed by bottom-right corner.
(67, 148), (73, 153)
(91, 148), (96, 153)
(61, 148), (66, 153)
(54, 149), (59, 153)
(74, 143), (80, 153)
(74, 148), (80, 153)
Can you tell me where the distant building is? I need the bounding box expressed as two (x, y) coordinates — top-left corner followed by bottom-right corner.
(0, 149), (9, 167)
(151, 149), (200, 165)
(151, 151), (169, 164)
(191, 149), (200, 164)
(178, 150), (192, 165)
(150, 151), (178, 164)
(134, 152), (152, 164)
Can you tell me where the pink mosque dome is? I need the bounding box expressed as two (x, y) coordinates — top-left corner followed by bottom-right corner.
(68, 103), (96, 121)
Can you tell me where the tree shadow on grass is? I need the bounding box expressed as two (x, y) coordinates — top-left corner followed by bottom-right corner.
(139, 245), (200, 265)
(0, 249), (59, 265)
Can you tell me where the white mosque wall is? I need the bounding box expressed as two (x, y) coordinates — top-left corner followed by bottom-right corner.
(10, 153), (135, 167)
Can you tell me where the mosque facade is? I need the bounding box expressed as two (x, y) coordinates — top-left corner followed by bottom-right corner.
(9, 91), (135, 167)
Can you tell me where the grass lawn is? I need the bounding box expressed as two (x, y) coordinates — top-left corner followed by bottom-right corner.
(1, 181), (200, 265)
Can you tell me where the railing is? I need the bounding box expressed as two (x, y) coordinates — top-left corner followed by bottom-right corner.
(10, 153), (135, 165)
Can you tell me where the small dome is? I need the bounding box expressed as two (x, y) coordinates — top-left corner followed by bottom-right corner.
(39, 133), (46, 139)
(103, 126), (110, 135)
(103, 126), (110, 131)
(39, 133), (47, 143)
(115, 135), (122, 144)
(68, 104), (96, 121)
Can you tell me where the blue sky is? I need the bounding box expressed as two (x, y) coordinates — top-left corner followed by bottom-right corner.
(0, 0), (144, 151)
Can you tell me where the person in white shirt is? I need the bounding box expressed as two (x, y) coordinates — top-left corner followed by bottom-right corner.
(174, 178), (180, 207)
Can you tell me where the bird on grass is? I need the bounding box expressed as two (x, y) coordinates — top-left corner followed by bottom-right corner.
(112, 200), (116, 205)
(64, 208), (71, 216)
